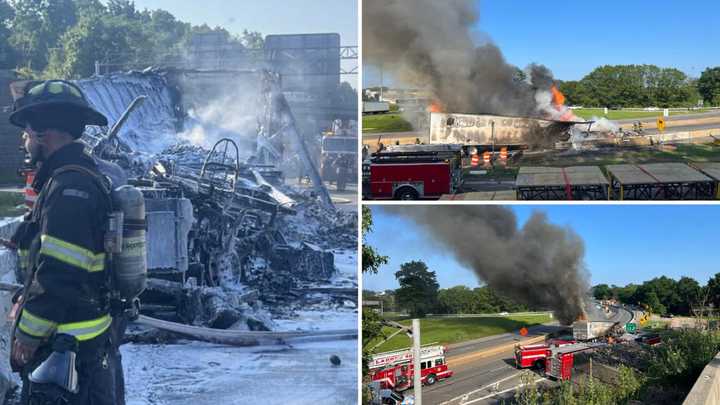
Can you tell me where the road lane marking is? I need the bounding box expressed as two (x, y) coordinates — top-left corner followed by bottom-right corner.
(439, 372), (522, 405)
(461, 377), (547, 405)
(448, 335), (546, 368)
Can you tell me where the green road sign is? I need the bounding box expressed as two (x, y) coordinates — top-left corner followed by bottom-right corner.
(626, 323), (637, 333)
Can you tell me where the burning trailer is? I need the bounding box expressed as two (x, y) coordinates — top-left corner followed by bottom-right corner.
(429, 112), (589, 153)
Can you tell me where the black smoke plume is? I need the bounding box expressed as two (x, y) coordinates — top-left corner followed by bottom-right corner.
(382, 206), (588, 324)
(363, 0), (556, 117)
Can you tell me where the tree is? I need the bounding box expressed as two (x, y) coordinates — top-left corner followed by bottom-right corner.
(698, 67), (720, 106)
(240, 29), (263, 48)
(615, 284), (638, 305)
(642, 291), (666, 316)
(674, 276), (701, 315)
(593, 284), (612, 300)
(9, 0), (46, 70)
(437, 286), (474, 314)
(0, 0), (16, 68)
(9, 0), (78, 72)
(706, 273), (720, 309)
(395, 261), (439, 318)
(361, 206), (387, 274)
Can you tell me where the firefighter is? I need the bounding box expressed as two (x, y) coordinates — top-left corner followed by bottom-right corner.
(7, 80), (122, 405)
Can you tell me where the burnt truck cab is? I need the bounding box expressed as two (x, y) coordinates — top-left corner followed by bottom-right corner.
(320, 119), (358, 191)
(366, 144), (464, 200)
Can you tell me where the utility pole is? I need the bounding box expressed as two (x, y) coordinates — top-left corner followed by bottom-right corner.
(412, 319), (422, 405)
(379, 63), (384, 102)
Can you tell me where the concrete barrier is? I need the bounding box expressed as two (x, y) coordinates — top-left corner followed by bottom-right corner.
(683, 352), (720, 405)
(0, 216), (23, 398)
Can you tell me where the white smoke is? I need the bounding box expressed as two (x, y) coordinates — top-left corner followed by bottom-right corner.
(178, 83), (262, 158)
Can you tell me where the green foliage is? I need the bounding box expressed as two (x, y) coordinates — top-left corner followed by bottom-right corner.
(647, 329), (720, 388)
(0, 0), (16, 68)
(559, 64), (700, 108)
(361, 308), (384, 375)
(596, 274), (707, 316)
(362, 113), (414, 133)
(2, 1), (259, 79)
(512, 366), (643, 405)
(592, 284), (612, 300)
(370, 314), (551, 352)
(707, 273), (720, 309)
(361, 206), (388, 274)
(698, 67), (720, 106)
(436, 285), (529, 314)
(394, 260), (439, 318)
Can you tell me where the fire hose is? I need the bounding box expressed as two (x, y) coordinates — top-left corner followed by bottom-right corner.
(134, 314), (357, 346)
(0, 283), (356, 346)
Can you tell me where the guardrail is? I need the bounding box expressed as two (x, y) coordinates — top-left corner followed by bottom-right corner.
(683, 352), (720, 405)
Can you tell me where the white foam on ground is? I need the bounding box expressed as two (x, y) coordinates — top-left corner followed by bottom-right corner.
(122, 339), (357, 405)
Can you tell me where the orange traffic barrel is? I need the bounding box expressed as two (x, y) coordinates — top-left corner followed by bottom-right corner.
(24, 171), (37, 209)
(470, 154), (480, 166)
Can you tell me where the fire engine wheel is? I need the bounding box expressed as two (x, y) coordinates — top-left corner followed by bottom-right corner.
(426, 374), (437, 385)
(534, 360), (545, 370)
(394, 187), (419, 200)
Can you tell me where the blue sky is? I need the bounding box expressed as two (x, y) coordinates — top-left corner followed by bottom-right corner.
(363, 205), (720, 291)
(363, 0), (720, 87)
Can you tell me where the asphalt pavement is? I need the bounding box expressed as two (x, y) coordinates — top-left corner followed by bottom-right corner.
(405, 323), (566, 405)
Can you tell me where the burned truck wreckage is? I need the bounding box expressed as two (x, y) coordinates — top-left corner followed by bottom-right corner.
(10, 69), (357, 345)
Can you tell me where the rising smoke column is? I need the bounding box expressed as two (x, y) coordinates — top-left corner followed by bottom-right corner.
(363, 0), (558, 117)
(382, 206), (588, 324)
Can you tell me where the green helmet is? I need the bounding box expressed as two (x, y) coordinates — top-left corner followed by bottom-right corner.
(9, 80), (108, 129)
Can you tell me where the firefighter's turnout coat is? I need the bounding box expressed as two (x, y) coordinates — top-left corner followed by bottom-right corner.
(13, 141), (112, 354)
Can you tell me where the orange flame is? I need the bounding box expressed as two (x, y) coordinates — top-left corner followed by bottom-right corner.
(428, 101), (444, 113)
(576, 313), (588, 321)
(551, 85), (566, 107)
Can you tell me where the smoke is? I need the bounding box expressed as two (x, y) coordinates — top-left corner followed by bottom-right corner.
(363, 0), (557, 117)
(381, 206), (588, 324)
(178, 82), (261, 157)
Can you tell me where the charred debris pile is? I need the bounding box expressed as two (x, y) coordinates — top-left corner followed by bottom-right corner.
(70, 70), (356, 339)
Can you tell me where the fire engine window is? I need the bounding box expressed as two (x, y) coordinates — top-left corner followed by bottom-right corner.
(421, 361), (427, 369)
(435, 359), (444, 366)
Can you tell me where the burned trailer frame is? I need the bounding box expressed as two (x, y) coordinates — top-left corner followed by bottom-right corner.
(515, 166), (610, 200)
(146, 141), (295, 288)
(606, 163), (715, 200)
(428, 112), (585, 151)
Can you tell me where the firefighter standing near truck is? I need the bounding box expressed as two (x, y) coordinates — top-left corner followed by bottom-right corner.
(7, 80), (122, 404)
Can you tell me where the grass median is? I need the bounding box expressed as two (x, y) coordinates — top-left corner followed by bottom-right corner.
(362, 113), (413, 133)
(369, 314), (553, 352)
(572, 108), (711, 121)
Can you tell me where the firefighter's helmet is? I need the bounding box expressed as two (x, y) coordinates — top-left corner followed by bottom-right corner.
(9, 80), (108, 130)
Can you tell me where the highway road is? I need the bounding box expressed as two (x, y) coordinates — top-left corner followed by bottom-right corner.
(361, 110), (720, 147)
(409, 303), (633, 404)
(404, 323), (566, 405)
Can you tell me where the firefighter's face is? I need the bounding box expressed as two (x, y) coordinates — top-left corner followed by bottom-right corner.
(23, 125), (48, 164)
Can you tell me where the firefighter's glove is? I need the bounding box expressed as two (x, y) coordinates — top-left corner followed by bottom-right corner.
(11, 337), (40, 370)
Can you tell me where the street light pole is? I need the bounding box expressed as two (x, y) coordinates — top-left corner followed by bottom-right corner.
(412, 318), (422, 405)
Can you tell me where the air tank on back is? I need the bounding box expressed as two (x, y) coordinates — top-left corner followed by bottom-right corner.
(112, 185), (147, 300)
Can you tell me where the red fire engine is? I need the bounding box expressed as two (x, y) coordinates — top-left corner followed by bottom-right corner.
(515, 339), (576, 370)
(544, 343), (604, 381)
(369, 345), (454, 391)
(516, 340), (604, 380)
(365, 144), (463, 200)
